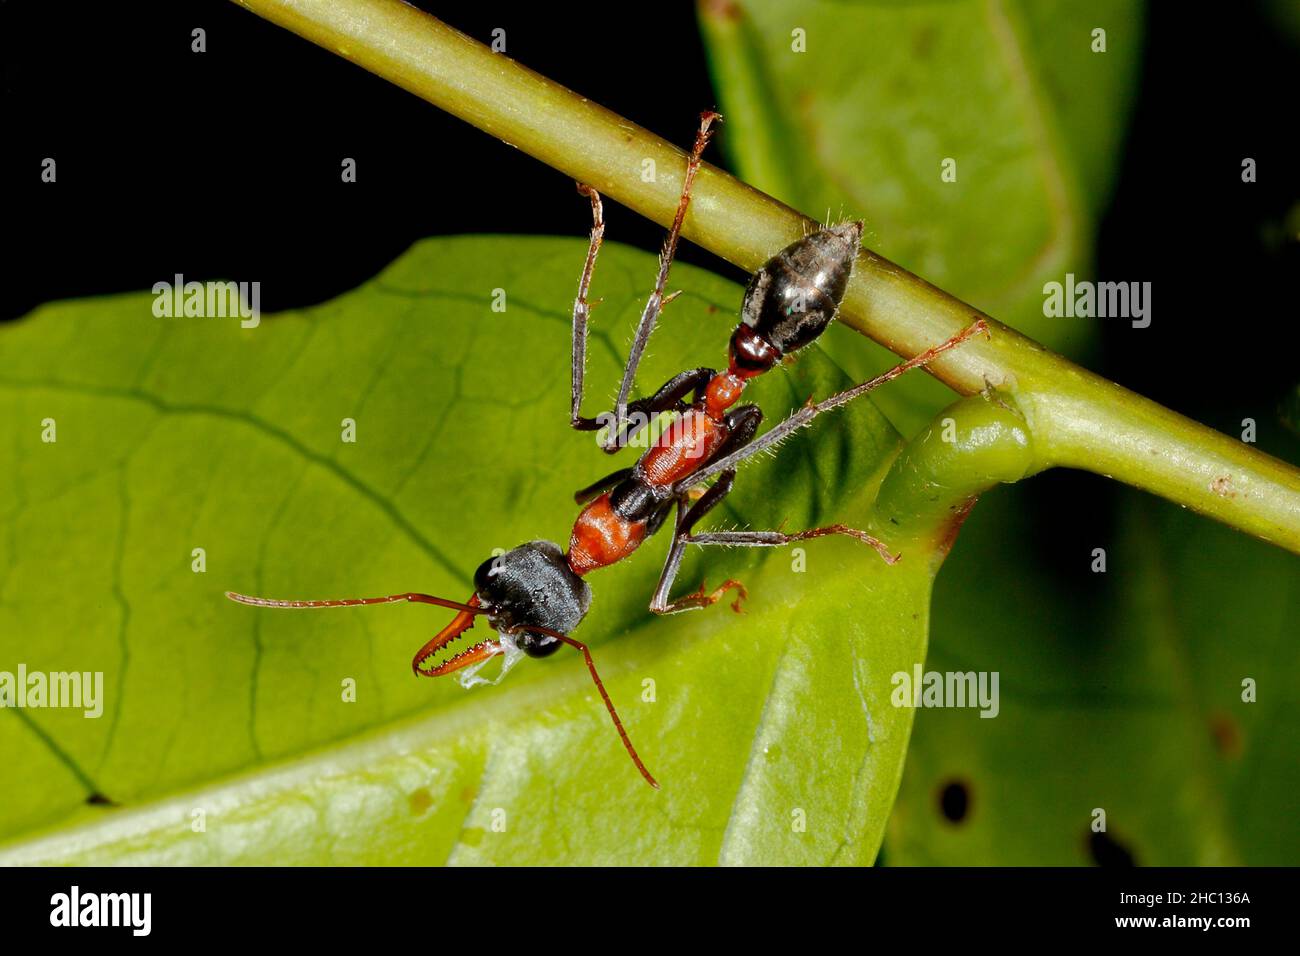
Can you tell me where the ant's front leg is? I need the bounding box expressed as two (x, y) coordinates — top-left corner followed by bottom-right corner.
(570, 184), (607, 434)
(610, 112), (720, 429)
(574, 467), (635, 506)
(597, 367), (714, 453)
(566, 190), (708, 452)
(575, 364), (714, 454)
(571, 114), (720, 439)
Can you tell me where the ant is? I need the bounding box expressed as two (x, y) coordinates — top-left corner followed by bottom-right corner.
(227, 112), (987, 789)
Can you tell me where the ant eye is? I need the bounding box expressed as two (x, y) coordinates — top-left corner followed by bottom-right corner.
(516, 631), (563, 659)
(473, 555), (502, 592)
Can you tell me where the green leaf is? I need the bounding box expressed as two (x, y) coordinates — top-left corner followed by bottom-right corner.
(699, 0), (1143, 432)
(0, 236), (950, 864)
(887, 478), (1300, 865)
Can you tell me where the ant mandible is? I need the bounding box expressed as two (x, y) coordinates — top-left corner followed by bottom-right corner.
(227, 112), (988, 789)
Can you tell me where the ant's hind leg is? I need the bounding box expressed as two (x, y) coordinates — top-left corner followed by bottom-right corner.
(598, 367), (714, 453)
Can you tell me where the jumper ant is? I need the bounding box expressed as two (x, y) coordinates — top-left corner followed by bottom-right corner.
(227, 112), (988, 789)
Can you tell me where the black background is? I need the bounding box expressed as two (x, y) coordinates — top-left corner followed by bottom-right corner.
(2, 0), (1298, 557)
(0, 865), (1292, 939)
(4, 1), (1298, 416)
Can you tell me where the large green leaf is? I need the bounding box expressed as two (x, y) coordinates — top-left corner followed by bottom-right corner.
(0, 236), (953, 864)
(699, 0), (1143, 432)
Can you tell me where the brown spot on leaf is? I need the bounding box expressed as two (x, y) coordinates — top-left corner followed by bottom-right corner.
(913, 24), (937, 59)
(1209, 711), (1243, 759)
(936, 497), (979, 559)
(409, 788), (434, 816)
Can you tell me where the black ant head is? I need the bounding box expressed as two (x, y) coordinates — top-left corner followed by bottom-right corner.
(473, 541), (592, 657)
(735, 222), (863, 365)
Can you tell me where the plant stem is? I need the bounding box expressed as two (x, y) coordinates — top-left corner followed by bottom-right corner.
(873, 395), (1041, 571)
(232, 0), (1300, 554)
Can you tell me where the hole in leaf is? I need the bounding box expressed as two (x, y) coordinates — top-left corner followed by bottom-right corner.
(938, 779), (970, 823)
(1088, 830), (1136, 867)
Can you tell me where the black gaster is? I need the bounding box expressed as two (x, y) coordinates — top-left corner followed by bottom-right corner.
(741, 223), (863, 356)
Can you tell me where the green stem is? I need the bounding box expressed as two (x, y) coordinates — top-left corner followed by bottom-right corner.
(231, 0), (1300, 554)
(873, 395), (1040, 572)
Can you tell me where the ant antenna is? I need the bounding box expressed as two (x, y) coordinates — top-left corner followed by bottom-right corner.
(528, 624), (659, 789)
(224, 590), (490, 677)
(225, 591), (485, 615)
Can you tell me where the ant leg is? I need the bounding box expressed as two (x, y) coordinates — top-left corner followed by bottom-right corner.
(685, 525), (898, 565)
(570, 184), (607, 432)
(226, 590), (480, 615)
(574, 467), (634, 505)
(645, 498), (676, 537)
(709, 404), (763, 461)
(650, 471), (748, 615)
(647, 404), (763, 613)
(598, 367), (714, 453)
(677, 319), (990, 490)
(611, 112), (721, 428)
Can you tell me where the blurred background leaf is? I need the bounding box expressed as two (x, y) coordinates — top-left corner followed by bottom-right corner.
(890, 475), (1300, 865)
(700, 0), (1142, 433)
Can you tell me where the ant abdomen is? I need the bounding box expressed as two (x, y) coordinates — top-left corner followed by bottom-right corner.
(739, 222), (863, 359)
